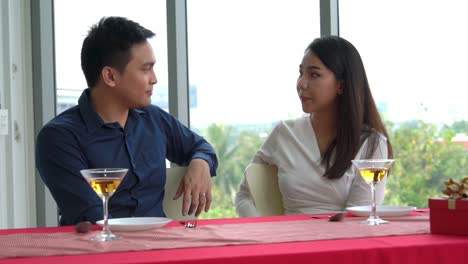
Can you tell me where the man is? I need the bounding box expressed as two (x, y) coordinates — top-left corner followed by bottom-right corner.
(36, 16), (218, 226)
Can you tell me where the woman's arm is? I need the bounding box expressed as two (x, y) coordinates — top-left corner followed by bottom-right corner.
(235, 124), (281, 217)
(235, 175), (259, 217)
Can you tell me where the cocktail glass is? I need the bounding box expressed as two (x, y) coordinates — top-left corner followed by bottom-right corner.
(351, 159), (394, 225)
(80, 168), (128, 241)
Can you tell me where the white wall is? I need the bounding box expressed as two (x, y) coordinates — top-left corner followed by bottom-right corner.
(0, 0), (37, 229)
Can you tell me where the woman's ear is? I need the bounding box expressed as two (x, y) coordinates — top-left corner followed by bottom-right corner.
(337, 81), (344, 95)
(101, 66), (118, 87)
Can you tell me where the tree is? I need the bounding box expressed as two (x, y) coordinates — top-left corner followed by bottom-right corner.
(200, 124), (267, 218)
(385, 120), (467, 208)
(450, 120), (468, 134)
(199, 119), (467, 219)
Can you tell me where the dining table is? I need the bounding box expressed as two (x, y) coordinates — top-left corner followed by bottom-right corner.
(0, 209), (467, 264)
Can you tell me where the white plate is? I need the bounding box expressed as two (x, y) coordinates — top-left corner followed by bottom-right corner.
(346, 205), (416, 217)
(97, 217), (172, 232)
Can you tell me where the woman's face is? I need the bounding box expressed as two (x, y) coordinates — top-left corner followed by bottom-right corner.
(297, 50), (342, 114)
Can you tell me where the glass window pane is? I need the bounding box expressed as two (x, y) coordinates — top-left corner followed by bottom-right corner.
(187, 0), (320, 218)
(340, 0), (468, 208)
(54, 0), (168, 114)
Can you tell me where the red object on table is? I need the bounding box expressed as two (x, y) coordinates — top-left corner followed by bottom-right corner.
(429, 198), (468, 235)
(0, 211), (467, 264)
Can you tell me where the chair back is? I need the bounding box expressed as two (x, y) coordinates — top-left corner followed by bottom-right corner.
(163, 166), (194, 220)
(244, 163), (284, 216)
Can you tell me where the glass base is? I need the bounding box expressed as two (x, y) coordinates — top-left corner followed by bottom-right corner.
(91, 232), (121, 242)
(361, 216), (389, 225)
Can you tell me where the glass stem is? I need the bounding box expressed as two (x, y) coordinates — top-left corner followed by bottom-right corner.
(370, 183), (377, 219)
(102, 196), (111, 236)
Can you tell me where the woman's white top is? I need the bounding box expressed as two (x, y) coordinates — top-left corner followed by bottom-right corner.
(235, 114), (389, 217)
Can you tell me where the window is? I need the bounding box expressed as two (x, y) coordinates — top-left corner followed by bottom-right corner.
(54, 0), (168, 114)
(340, 0), (468, 207)
(187, 0), (320, 217)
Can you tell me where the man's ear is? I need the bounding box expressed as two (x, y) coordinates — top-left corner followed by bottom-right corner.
(101, 66), (118, 87)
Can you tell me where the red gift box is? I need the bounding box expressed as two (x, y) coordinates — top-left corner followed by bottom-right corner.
(429, 198), (468, 235)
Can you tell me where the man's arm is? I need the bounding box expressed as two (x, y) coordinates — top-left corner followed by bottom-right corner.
(174, 158), (212, 216)
(36, 125), (102, 225)
(159, 108), (218, 175)
(157, 109), (218, 216)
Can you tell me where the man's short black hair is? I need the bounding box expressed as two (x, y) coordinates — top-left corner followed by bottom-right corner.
(81, 16), (155, 88)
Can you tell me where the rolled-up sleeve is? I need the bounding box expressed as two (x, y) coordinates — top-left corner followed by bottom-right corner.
(159, 109), (218, 176)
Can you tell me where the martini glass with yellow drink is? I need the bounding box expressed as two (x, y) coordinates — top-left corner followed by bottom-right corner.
(351, 159), (394, 225)
(80, 168), (128, 241)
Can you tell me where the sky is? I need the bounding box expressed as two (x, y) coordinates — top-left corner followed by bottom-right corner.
(54, 0), (467, 128)
(340, 0), (468, 125)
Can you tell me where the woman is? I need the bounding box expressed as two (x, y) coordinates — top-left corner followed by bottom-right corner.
(235, 36), (393, 216)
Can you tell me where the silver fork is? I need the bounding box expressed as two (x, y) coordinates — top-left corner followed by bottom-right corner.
(182, 220), (197, 228)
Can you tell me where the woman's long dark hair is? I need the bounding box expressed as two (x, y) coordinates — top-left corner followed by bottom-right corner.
(306, 36), (393, 179)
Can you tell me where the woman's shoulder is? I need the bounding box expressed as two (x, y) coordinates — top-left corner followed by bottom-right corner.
(361, 126), (387, 142)
(265, 115), (311, 143)
(276, 114), (310, 131)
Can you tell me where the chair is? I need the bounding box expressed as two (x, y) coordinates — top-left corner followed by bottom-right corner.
(244, 163), (284, 216)
(163, 166), (194, 220)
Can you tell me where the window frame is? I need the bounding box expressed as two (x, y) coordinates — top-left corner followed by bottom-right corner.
(31, 0), (339, 226)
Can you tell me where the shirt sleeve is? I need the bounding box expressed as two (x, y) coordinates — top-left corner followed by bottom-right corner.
(251, 122), (282, 164)
(36, 125), (103, 225)
(235, 124), (281, 217)
(235, 176), (259, 217)
(346, 134), (389, 207)
(157, 109), (218, 176)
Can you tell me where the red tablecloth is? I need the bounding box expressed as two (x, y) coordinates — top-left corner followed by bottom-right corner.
(1, 211), (467, 264)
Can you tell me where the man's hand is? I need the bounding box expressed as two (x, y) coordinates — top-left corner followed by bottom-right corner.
(173, 159), (212, 217)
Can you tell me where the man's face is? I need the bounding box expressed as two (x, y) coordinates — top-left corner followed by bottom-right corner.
(114, 41), (157, 109)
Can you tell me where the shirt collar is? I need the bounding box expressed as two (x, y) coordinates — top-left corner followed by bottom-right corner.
(78, 89), (105, 133)
(132, 108), (146, 115)
(78, 89), (147, 133)
(127, 108), (146, 129)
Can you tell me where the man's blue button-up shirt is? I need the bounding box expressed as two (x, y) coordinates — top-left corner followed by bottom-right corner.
(36, 89), (218, 225)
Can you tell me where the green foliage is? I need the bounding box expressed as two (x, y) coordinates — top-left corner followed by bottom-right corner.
(386, 120), (467, 208)
(449, 120), (468, 134)
(200, 120), (467, 218)
(200, 184), (237, 219)
(200, 124), (268, 218)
